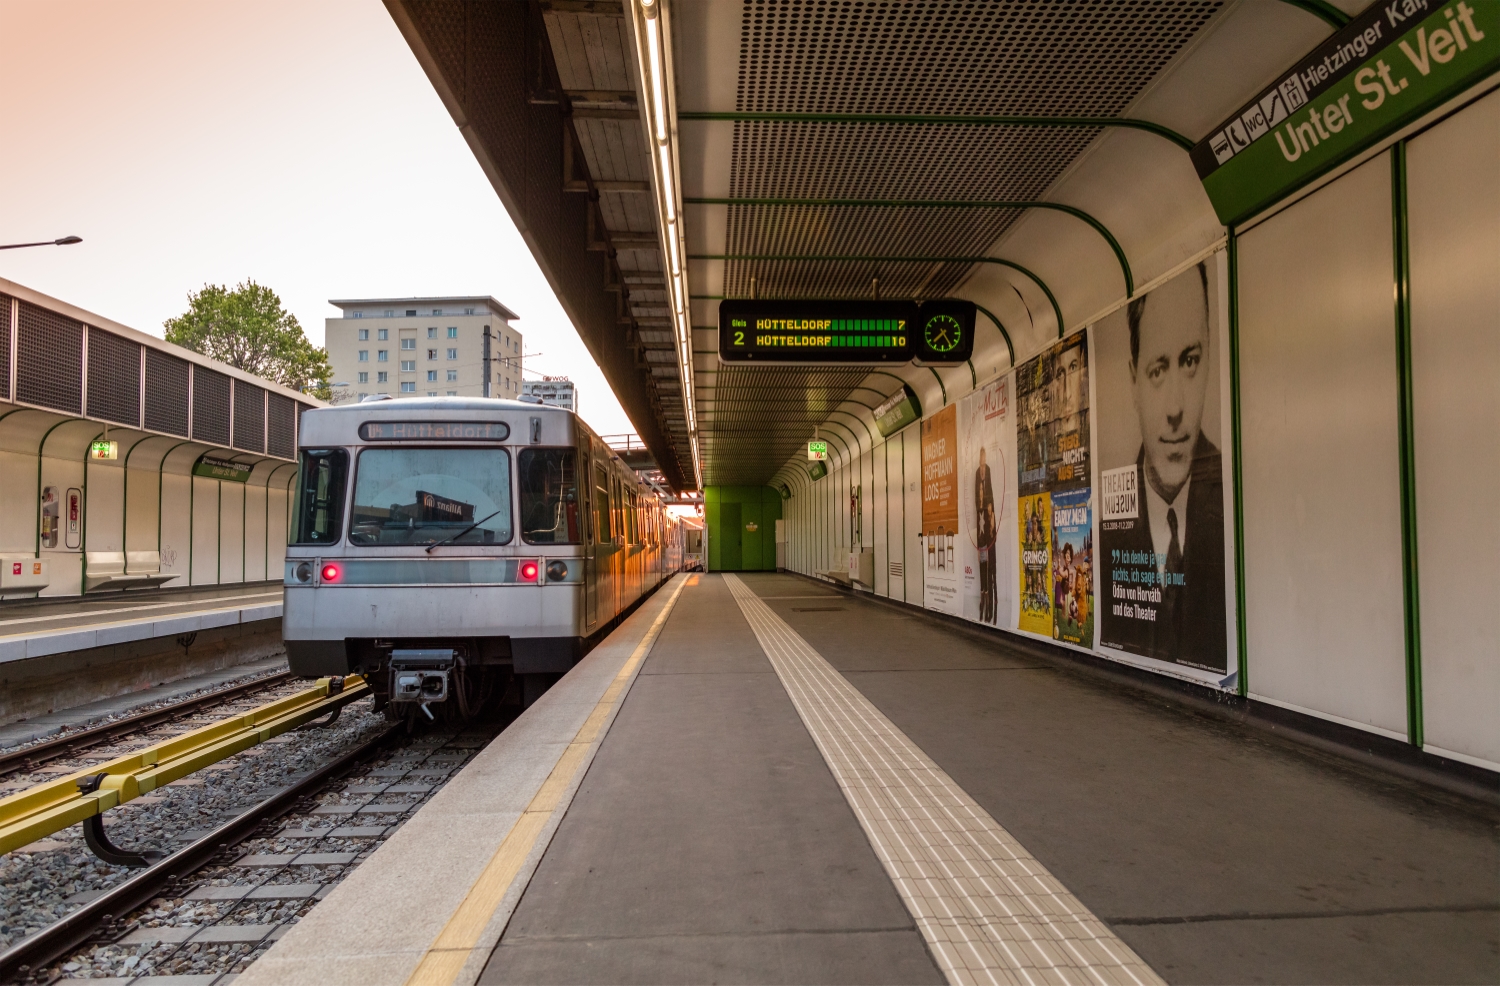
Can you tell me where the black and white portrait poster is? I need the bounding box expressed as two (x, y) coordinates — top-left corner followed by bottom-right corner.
(1095, 254), (1237, 682)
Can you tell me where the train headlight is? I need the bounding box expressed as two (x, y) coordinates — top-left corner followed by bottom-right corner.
(519, 561), (539, 582)
(546, 560), (568, 582)
(294, 562), (313, 583)
(320, 563), (342, 583)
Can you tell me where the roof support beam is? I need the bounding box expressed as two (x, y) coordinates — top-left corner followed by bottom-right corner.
(686, 197), (1133, 297)
(677, 110), (1194, 152)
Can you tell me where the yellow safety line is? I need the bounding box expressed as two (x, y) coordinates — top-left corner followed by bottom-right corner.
(404, 576), (689, 986)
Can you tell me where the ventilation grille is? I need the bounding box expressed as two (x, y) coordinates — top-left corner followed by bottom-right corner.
(16, 302), (83, 414)
(0, 293), (11, 402)
(232, 379), (265, 453)
(144, 349), (190, 437)
(889, 561), (903, 579)
(86, 328), (142, 427)
(192, 367), (231, 446)
(267, 392), (296, 459)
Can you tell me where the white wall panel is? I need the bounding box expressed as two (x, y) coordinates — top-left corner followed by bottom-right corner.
(902, 427), (922, 606)
(1406, 91), (1500, 768)
(85, 462), (124, 554)
(1238, 155), (1408, 737)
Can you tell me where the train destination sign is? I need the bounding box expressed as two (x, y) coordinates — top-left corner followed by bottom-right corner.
(359, 421), (511, 441)
(719, 299), (975, 365)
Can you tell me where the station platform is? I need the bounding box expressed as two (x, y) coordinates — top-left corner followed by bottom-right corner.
(245, 572), (1499, 986)
(0, 582), (282, 664)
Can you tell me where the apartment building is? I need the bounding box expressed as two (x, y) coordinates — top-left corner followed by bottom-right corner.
(521, 377), (576, 412)
(325, 296), (522, 402)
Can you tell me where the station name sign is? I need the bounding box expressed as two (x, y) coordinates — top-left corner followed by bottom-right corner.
(193, 454), (251, 483)
(1193, 0), (1500, 225)
(358, 421), (512, 441)
(719, 299), (975, 365)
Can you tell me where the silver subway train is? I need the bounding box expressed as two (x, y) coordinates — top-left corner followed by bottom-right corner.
(283, 397), (688, 716)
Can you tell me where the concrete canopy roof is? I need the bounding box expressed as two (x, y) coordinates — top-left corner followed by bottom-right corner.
(385, 0), (1367, 491)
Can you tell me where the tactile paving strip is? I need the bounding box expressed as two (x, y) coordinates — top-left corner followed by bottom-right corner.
(723, 574), (1162, 986)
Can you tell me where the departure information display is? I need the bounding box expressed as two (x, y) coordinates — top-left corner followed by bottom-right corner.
(719, 299), (974, 365)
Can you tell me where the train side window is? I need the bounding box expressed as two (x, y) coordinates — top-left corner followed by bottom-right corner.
(292, 449), (348, 544)
(593, 464), (612, 544)
(519, 449), (581, 545)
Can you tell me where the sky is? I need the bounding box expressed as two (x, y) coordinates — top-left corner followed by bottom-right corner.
(0, 0), (632, 436)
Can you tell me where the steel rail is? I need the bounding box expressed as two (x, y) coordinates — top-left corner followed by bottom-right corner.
(0, 721), (402, 983)
(0, 671), (296, 778)
(0, 675), (368, 856)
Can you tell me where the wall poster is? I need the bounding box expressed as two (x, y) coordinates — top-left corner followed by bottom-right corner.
(959, 374), (1016, 628)
(921, 403), (960, 614)
(1016, 328), (1092, 642)
(1095, 258), (1232, 679)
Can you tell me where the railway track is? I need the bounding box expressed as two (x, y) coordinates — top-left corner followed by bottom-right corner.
(0, 710), (505, 983)
(0, 671), (296, 779)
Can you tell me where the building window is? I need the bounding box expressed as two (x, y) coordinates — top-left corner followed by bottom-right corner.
(447, 369), (458, 382)
(464, 307), (475, 315)
(358, 371), (369, 383)
(377, 371), (388, 383)
(378, 350), (388, 362)
(358, 328), (369, 340)
(401, 381), (416, 393)
(401, 360), (416, 371)
(447, 348), (457, 360)
(401, 338), (415, 350)
(358, 392), (368, 399)
(353, 311), (363, 319)
(405, 309), (417, 317)
(378, 328), (388, 340)
(428, 391), (437, 396)
(384, 309), (394, 317)
(447, 390), (457, 396)
(427, 370), (437, 382)
(358, 350), (368, 362)
(427, 327), (437, 339)
(427, 349), (437, 360)
(447, 327), (457, 339)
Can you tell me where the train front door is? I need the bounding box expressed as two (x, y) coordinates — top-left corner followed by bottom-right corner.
(585, 459), (609, 629)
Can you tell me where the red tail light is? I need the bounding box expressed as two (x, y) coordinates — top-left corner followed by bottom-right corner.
(519, 561), (539, 582)
(320, 563), (341, 583)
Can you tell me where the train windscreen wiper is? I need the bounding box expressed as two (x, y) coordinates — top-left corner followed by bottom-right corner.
(424, 509), (504, 553)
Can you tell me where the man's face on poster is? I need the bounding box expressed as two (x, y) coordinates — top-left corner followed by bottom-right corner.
(1058, 346), (1084, 419)
(1132, 271), (1208, 501)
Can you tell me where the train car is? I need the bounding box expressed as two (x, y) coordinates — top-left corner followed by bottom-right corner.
(283, 396), (685, 716)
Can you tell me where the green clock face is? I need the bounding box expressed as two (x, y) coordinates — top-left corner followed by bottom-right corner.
(923, 313), (962, 354)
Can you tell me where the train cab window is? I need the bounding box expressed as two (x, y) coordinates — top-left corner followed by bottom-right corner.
(292, 449), (348, 544)
(347, 448), (512, 546)
(519, 449), (581, 545)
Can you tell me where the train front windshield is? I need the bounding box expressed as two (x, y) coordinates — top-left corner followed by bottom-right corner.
(348, 447), (513, 546)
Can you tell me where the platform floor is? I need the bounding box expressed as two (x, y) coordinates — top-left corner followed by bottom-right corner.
(0, 582), (281, 637)
(250, 573), (1499, 986)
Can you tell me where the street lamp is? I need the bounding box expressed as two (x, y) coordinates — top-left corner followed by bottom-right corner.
(0, 236), (82, 251)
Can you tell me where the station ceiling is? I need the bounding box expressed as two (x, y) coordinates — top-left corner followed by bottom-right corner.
(387, 0), (1361, 491)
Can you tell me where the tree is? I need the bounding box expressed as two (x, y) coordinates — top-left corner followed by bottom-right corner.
(164, 280), (334, 400)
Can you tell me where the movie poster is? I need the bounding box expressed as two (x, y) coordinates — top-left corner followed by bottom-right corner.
(1015, 328), (1092, 641)
(921, 404), (961, 615)
(1095, 258), (1230, 675)
(1018, 492), (1052, 633)
(1051, 488), (1093, 645)
(959, 375), (1016, 628)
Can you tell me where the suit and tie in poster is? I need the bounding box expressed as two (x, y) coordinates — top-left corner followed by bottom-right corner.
(959, 375), (1015, 628)
(1016, 329), (1091, 641)
(1096, 257), (1233, 679)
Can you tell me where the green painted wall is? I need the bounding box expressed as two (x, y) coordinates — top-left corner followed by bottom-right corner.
(705, 486), (782, 571)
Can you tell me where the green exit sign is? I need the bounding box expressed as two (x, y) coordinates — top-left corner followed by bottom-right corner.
(808, 440), (828, 461)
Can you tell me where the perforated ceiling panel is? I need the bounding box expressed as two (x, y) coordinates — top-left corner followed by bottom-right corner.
(0, 294), (11, 401)
(16, 302), (83, 414)
(192, 367), (231, 447)
(267, 392), (296, 460)
(144, 349), (190, 437)
(86, 328), (143, 428)
(698, 0), (1222, 485)
(233, 379), (265, 453)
